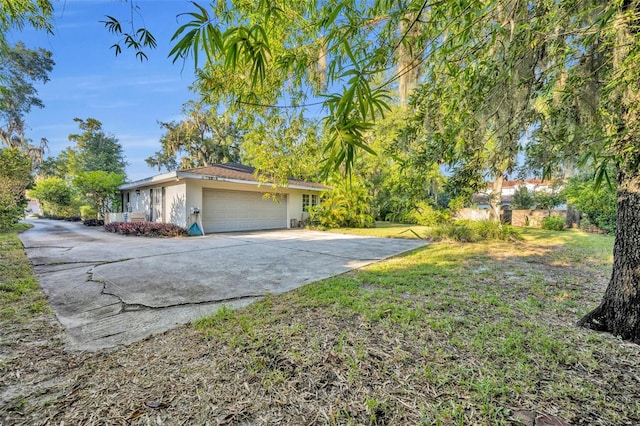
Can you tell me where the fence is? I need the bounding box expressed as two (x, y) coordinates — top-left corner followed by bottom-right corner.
(454, 208), (580, 228)
(105, 212), (147, 224)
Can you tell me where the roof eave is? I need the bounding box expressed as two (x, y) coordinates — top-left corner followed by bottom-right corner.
(180, 172), (327, 191)
(119, 170), (328, 192)
(118, 171), (179, 190)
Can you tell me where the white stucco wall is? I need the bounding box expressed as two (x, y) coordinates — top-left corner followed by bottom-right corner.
(122, 189), (146, 214)
(164, 182), (187, 228)
(287, 192), (303, 226)
(185, 179), (323, 229)
(122, 176), (326, 230)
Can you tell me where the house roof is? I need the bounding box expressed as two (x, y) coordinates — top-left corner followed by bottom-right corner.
(499, 178), (551, 189)
(119, 163), (329, 192)
(184, 163), (329, 190)
(473, 194), (514, 204)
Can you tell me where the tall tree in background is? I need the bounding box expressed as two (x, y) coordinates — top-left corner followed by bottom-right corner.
(30, 118), (127, 219)
(0, 42), (54, 162)
(73, 171), (125, 219)
(406, 1), (547, 221)
(145, 102), (242, 171)
(242, 110), (322, 184)
(67, 118), (127, 176)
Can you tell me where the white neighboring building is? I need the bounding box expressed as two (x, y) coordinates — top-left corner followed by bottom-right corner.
(473, 179), (558, 210)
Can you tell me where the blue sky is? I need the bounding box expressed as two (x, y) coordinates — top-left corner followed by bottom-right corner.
(8, 0), (198, 181)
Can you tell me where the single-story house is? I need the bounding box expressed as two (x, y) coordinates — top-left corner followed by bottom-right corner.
(116, 163), (328, 233)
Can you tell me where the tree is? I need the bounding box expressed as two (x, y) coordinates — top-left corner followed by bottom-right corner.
(242, 109), (322, 185)
(352, 107), (447, 222)
(0, 42), (54, 162)
(166, 1), (640, 342)
(73, 171), (125, 219)
(27, 118), (127, 218)
(404, 0), (548, 222)
(0, 0), (53, 50)
(519, 1), (640, 341)
(36, 149), (76, 179)
(511, 187), (536, 210)
(145, 103), (242, 171)
(29, 176), (74, 217)
(534, 189), (565, 212)
(68, 118), (127, 175)
(0, 148), (31, 229)
(563, 175), (616, 233)
(169, 1), (403, 177)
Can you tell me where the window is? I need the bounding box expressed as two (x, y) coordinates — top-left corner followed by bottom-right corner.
(150, 187), (163, 222)
(302, 194), (310, 212)
(302, 194), (319, 212)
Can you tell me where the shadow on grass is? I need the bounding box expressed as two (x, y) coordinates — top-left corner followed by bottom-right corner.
(193, 230), (637, 424)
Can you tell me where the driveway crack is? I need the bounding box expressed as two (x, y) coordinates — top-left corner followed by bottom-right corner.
(115, 294), (264, 312)
(34, 258), (132, 267)
(91, 269), (264, 313)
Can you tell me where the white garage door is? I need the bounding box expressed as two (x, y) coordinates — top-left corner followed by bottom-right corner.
(202, 189), (287, 233)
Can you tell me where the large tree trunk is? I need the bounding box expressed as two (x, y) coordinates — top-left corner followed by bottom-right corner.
(578, 170), (640, 342)
(578, 5), (640, 342)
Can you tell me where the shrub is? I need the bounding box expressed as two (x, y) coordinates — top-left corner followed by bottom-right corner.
(39, 214), (81, 221)
(29, 177), (78, 217)
(104, 221), (187, 237)
(447, 195), (467, 214)
(80, 205), (97, 220)
(83, 219), (104, 226)
(427, 221), (477, 242)
(309, 178), (374, 229)
(0, 148), (32, 230)
(512, 186), (536, 209)
(425, 220), (522, 242)
(541, 216), (566, 231)
(408, 201), (449, 226)
(563, 175), (616, 234)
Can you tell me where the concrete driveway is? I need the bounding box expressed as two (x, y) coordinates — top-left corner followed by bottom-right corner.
(19, 219), (427, 351)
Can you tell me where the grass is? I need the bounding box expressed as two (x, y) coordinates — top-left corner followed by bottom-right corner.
(325, 221), (433, 239)
(2, 224), (639, 425)
(0, 223), (49, 322)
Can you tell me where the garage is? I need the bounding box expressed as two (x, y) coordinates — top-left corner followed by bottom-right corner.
(202, 189), (288, 233)
(118, 163), (327, 231)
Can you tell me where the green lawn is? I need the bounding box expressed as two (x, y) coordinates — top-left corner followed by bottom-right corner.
(2, 224), (639, 425)
(0, 223), (48, 323)
(324, 221), (433, 239)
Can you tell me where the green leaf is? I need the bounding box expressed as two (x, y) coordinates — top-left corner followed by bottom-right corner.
(110, 43), (122, 56)
(101, 16), (122, 35)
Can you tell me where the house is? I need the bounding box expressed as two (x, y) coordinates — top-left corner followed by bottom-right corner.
(472, 178), (555, 210)
(116, 163), (328, 233)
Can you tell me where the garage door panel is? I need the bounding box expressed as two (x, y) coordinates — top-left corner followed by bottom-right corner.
(203, 190), (287, 233)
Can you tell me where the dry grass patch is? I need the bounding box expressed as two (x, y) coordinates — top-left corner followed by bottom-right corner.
(1, 227), (639, 425)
